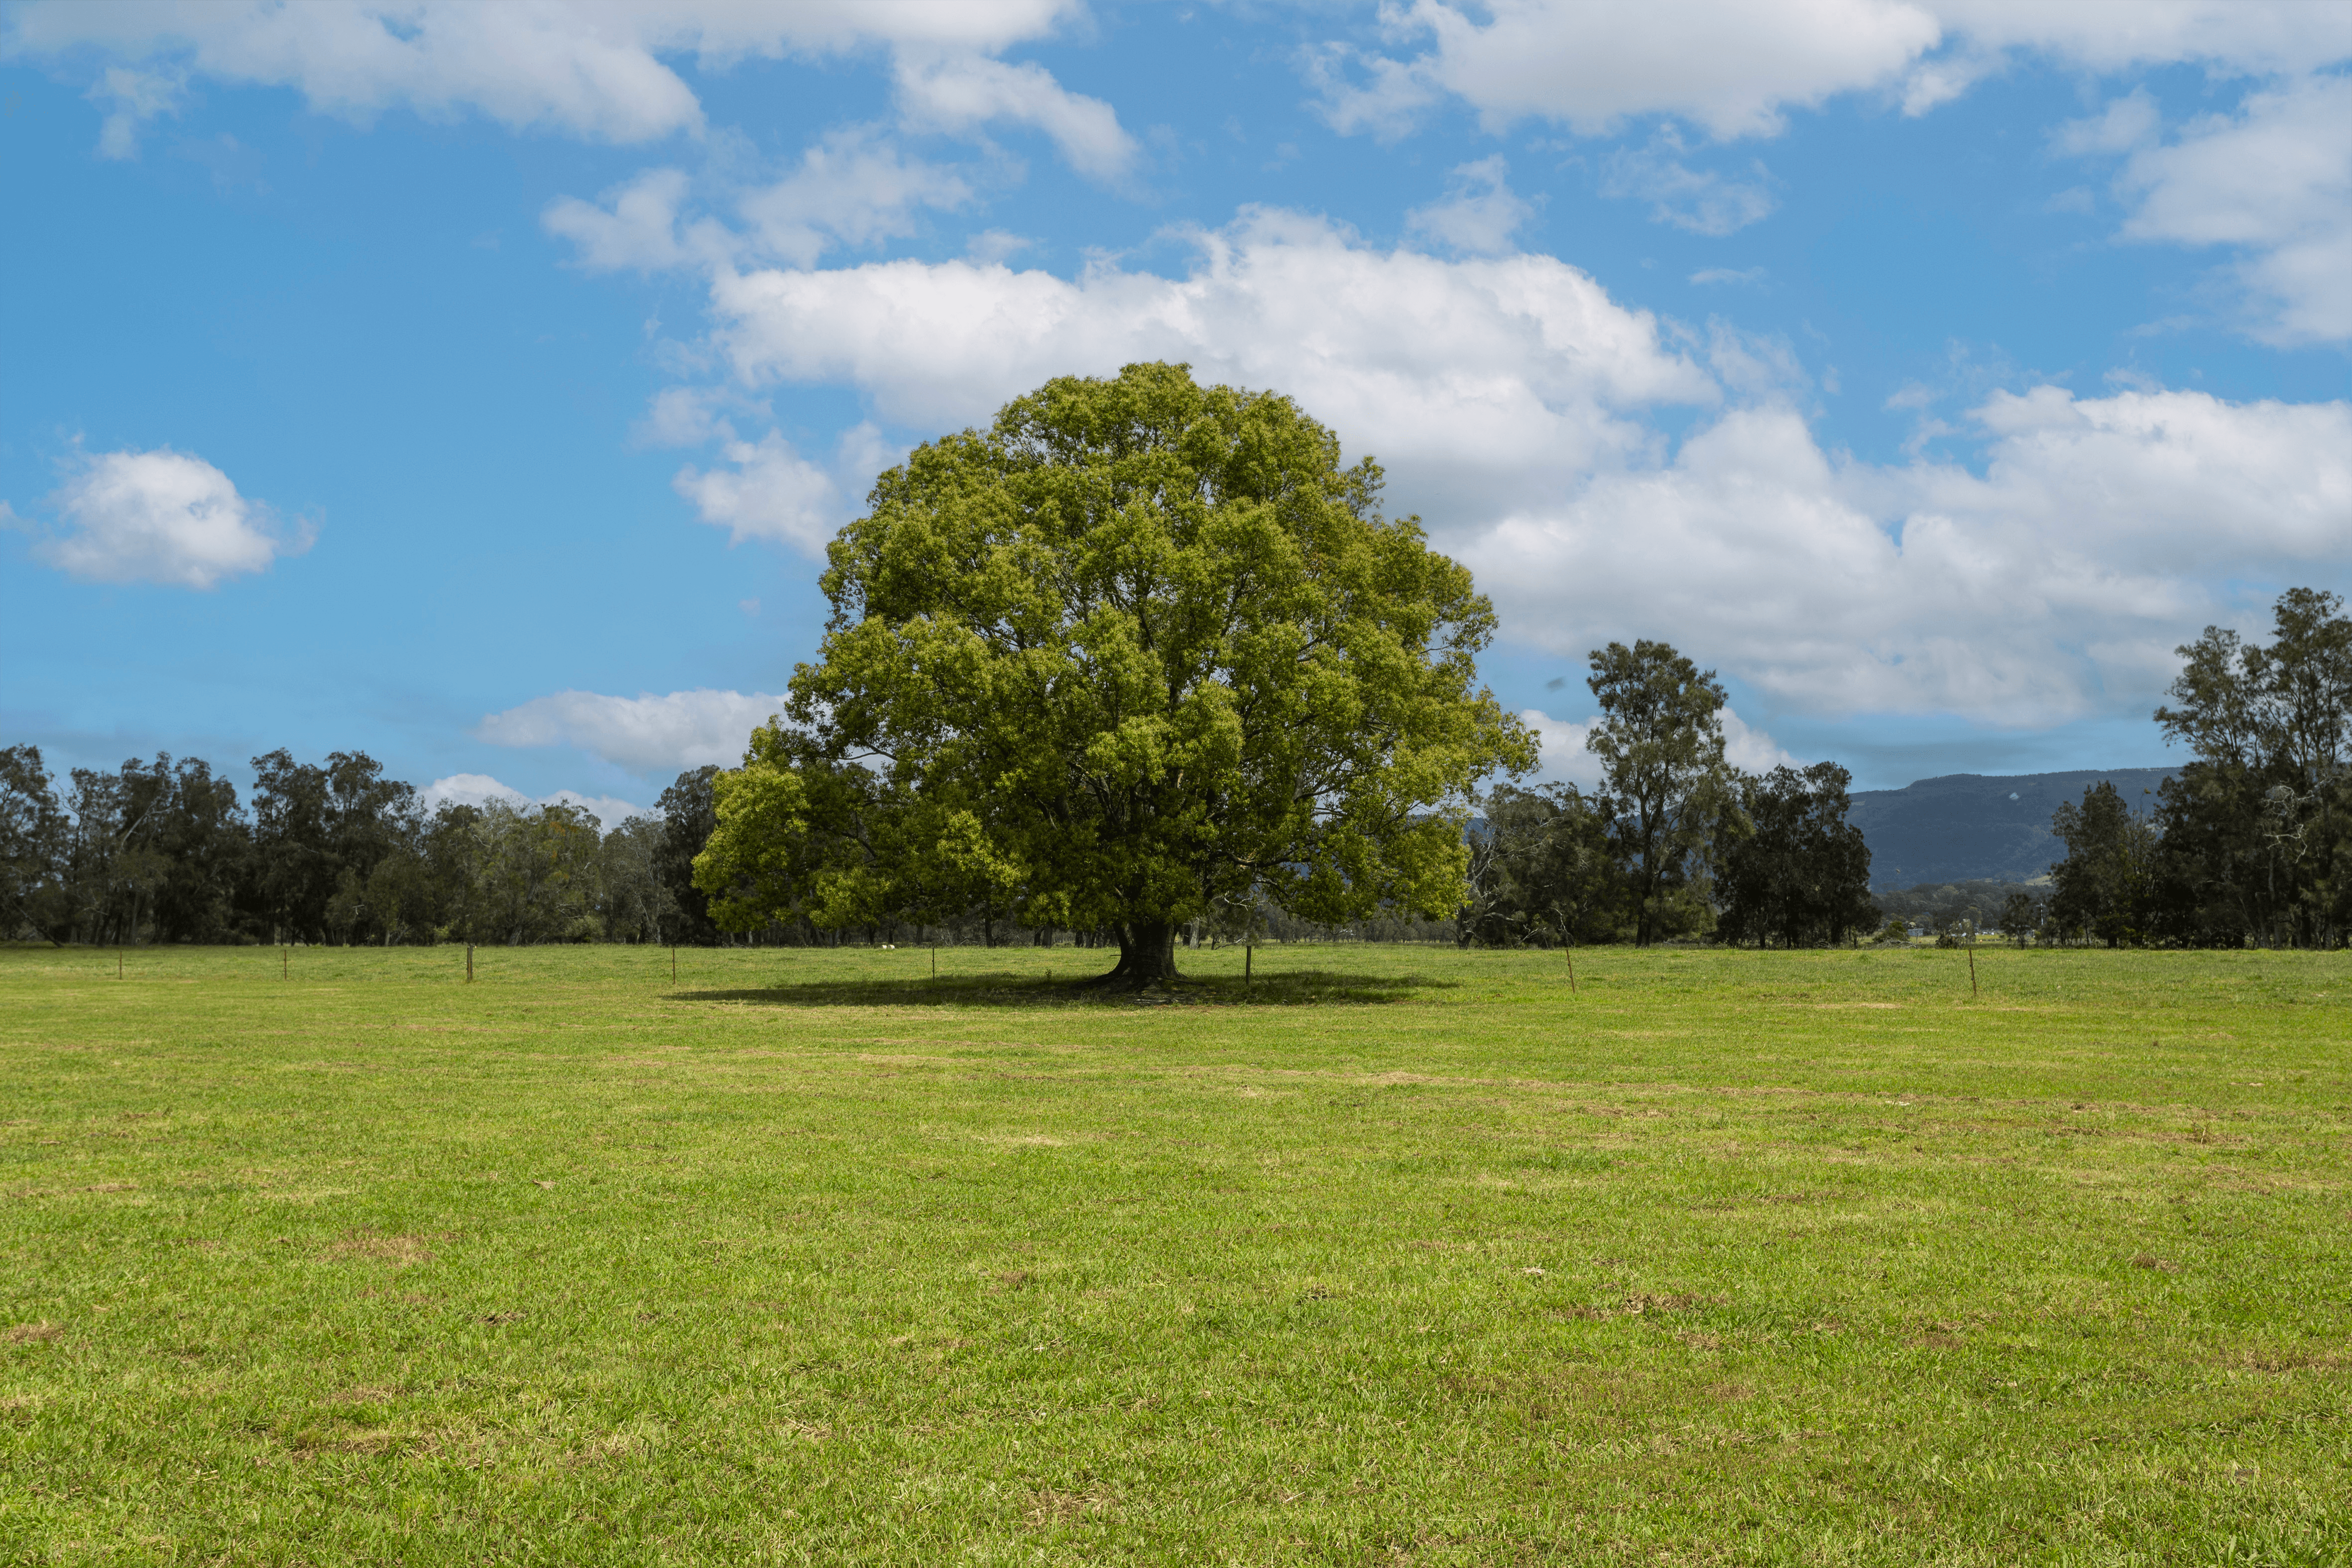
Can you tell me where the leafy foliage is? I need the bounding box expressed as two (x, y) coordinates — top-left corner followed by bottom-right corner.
(696, 362), (1535, 980)
(1714, 763), (1877, 947)
(1580, 640), (1743, 945)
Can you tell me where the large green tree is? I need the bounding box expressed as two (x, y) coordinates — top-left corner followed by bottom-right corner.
(695, 362), (1534, 982)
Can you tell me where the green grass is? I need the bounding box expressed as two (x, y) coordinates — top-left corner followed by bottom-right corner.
(1, 941), (2346, 1566)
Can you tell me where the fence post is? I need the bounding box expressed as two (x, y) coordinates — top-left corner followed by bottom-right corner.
(1566, 948), (1576, 993)
(467, 944), (474, 983)
(1967, 944), (1978, 998)
(1245, 943), (1253, 993)
(671, 945), (676, 982)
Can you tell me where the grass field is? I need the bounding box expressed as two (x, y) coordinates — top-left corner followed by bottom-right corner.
(1, 940), (2346, 1566)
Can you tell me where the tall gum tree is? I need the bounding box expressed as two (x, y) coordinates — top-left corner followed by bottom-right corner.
(693, 362), (1534, 982)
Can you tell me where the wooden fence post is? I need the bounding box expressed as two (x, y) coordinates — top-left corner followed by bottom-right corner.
(467, 944), (474, 983)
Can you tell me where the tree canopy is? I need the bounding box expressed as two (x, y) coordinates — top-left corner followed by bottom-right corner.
(693, 362), (1534, 980)
(1583, 640), (1739, 945)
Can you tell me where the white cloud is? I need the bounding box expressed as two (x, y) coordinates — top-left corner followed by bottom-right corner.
(1689, 266), (1766, 286)
(27, 447), (307, 589)
(1465, 386), (2352, 724)
(892, 51), (1138, 181)
(1307, 0), (2352, 143)
(1721, 708), (1801, 773)
(671, 422), (896, 556)
(1518, 708), (1604, 788)
(6, 0), (1087, 148)
(1600, 139), (1776, 235)
(635, 385), (743, 448)
(1521, 704), (1794, 788)
(1313, 0), (1943, 141)
(1404, 156), (1536, 255)
(737, 127), (976, 266)
(474, 688), (788, 774)
(543, 167), (713, 271)
(2106, 74), (2352, 344)
(2051, 88), (2161, 156)
(421, 773), (648, 829)
(545, 131), (979, 277)
(88, 64), (183, 158)
(656, 203), (2345, 724)
(703, 207), (1715, 523)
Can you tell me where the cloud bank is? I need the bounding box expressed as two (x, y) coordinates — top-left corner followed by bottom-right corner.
(1310, 0), (2352, 142)
(636, 210), (2349, 724)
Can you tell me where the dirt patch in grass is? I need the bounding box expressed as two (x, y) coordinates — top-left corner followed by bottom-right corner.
(6, 1322), (62, 1344)
(1026, 1485), (1118, 1526)
(323, 1230), (435, 1266)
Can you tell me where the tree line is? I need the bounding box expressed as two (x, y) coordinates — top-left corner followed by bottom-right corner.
(1456, 640), (1877, 949)
(0, 751), (741, 948)
(2037, 588), (2348, 949)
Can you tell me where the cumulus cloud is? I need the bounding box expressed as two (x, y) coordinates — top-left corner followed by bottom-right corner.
(662, 207), (2348, 721)
(1518, 708), (1604, 788)
(2103, 73), (2352, 344)
(892, 52), (1137, 181)
(1312, 0), (1942, 141)
(1404, 156), (1536, 254)
(6, 0), (1086, 147)
(703, 207), (1715, 523)
(672, 423), (896, 555)
(543, 166), (714, 271)
(544, 134), (977, 275)
(736, 127), (977, 266)
(22, 447), (308, 589)
(1464, 387), (2352, 724)
(1308, 0), (2352, 142)
(474, 688), (788, 774)
(420, 773), (648, 829)
(1520, 704), (1795, 788)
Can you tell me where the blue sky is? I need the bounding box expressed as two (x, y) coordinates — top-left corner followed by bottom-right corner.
(3, 1), (2347, 818)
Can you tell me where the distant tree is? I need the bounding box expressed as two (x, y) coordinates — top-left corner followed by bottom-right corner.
(1459, 782), (1624, 947)
(248, 750), (418, 944)
(1715, 762), (1877, 947)
(2152, 587), (2350, 948)
(597, 816), (673, 943)
(1584, 640), (1738, 946)
(0, 746), (70, 943)
(1998, 890), (2042, 943)
(654, 766), (724, 945)
(696, 362), (1533, 982)
(2050, 781), (2160, 946)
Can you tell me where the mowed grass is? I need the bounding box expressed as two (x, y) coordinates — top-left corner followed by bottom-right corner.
(0, 942), (2346, 1567)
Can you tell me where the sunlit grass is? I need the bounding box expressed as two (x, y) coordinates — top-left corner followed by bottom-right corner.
(1, 940), (2345, 1564)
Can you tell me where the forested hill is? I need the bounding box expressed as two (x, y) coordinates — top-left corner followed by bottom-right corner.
(1850, 768), (2177, 890)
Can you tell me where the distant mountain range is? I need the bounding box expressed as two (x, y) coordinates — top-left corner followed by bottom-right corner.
(1849, 768), (2178, 890)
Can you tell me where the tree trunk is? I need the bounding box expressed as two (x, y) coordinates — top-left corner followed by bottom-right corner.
(1095, 919), (1180, 985)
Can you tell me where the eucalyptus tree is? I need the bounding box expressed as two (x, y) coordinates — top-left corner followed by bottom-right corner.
(695, 362), (1533, 982)
(1583, 640), (1740, 945)
(1715, 762), (1876, 947)
(2153, 587), (2350, 947)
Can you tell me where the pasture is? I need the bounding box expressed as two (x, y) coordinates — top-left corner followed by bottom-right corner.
(0, 942), (2345, 1565)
